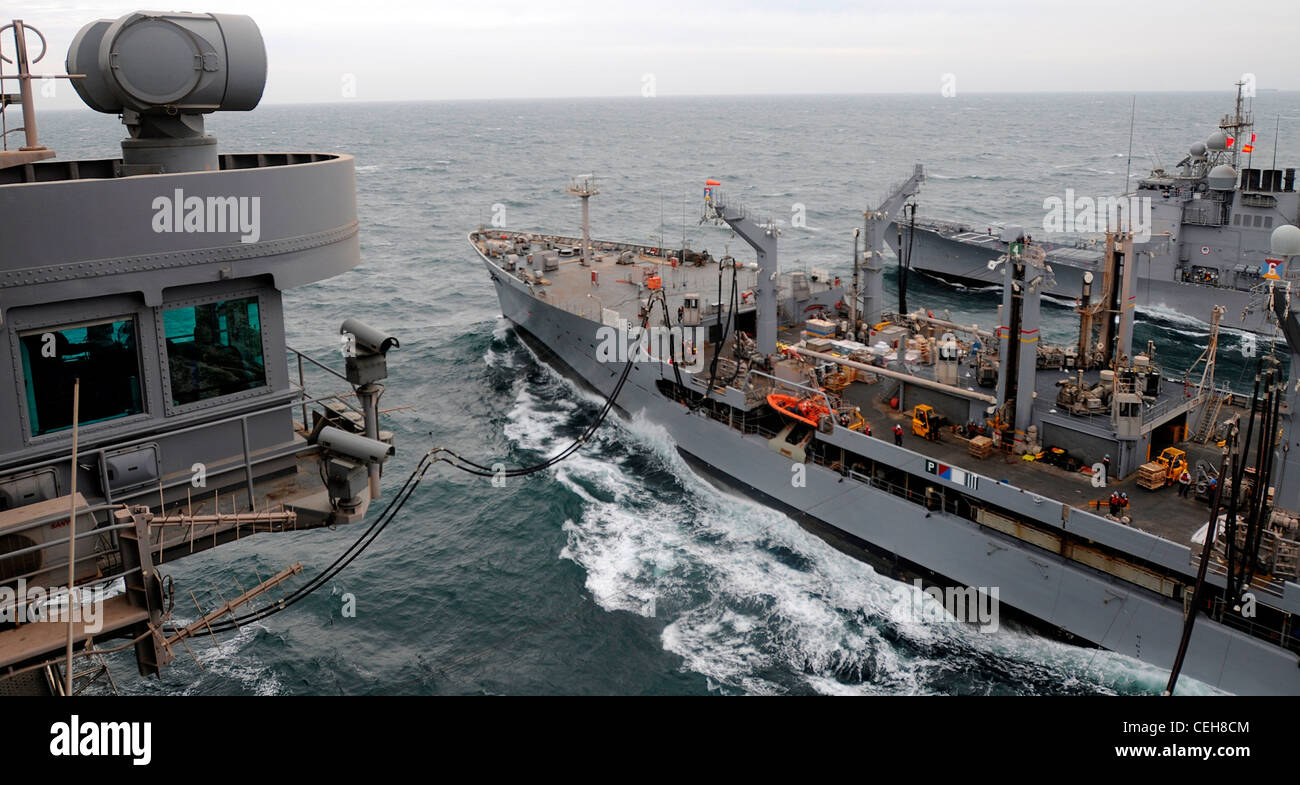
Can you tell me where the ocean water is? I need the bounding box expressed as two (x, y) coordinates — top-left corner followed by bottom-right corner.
(40, 90), (1300, 695)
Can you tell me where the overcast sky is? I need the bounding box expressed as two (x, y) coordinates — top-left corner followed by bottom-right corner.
(14, 0), (1300, 108)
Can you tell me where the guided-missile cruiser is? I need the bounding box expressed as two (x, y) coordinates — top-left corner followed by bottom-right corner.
(889, 84), (1297, 335)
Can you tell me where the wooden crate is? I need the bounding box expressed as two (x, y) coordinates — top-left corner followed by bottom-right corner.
(968, 436), (993, 459)
(1136, 461), (1167, 490)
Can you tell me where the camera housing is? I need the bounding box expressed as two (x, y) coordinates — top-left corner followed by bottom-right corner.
(66, 11), (266, 172)
(315, 426), (393, 464)
(341, 318), (400, 357)
(67, 11), (265, 116)
(341, 319), (399, 386)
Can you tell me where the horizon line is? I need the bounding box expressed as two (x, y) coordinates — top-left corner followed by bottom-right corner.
(34, 87), (1297, 113)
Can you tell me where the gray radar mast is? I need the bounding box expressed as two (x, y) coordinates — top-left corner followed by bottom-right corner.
(566, 174), (599, 267)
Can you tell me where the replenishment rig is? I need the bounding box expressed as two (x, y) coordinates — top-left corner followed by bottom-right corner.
(473, 168), (1300, 694)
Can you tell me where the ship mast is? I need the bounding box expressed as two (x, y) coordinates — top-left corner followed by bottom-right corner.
(1222, 80), (1254, 170)
(566, 174), (599, 267)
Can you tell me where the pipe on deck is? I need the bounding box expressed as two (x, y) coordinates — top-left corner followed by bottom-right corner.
(788, 346), (998, 405)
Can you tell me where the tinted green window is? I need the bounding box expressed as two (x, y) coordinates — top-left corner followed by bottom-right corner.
(19, 319), (144, 436)
(163, 296), (266, 406)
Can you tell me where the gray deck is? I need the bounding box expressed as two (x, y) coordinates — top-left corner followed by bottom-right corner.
(475, 231), (1221, 550)
(836, 390), (1219, 548)
(476, 231), (837, 326)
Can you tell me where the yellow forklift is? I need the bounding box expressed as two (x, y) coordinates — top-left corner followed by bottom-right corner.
(912, 404), (946, 441)
(1137, 446), (1189, 489)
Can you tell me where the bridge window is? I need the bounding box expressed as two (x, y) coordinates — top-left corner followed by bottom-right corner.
(18, 318), (144, 436)
(163, 296), (266, 406)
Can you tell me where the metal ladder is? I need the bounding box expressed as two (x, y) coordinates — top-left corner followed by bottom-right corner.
(1193, 391), (1225, 443)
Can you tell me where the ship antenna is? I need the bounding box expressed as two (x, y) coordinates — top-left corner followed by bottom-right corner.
(1272, 114), (1280, 170)
(1123, 95), (1135, 194)
(1232, 80), (1242, 169)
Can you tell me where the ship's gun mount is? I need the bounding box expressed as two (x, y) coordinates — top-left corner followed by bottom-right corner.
(67, 11), (267, 173)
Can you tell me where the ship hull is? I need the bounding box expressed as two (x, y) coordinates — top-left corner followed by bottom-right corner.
(481, 252), (1300, 695)
(890, 226), (1269, 334)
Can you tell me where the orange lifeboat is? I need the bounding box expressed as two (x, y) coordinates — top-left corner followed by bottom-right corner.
(766, 393), (831, 427)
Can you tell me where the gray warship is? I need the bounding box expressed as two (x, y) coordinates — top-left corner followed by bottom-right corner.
(889, 84), (1297, 335)
(0, 12), (399, 694)
(473, 168), (1300, 695)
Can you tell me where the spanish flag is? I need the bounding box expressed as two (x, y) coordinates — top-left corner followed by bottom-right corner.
(1243, 133), (1256, 154)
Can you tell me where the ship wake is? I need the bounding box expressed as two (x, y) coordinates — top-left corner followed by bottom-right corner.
(490, 326), (1221, 695)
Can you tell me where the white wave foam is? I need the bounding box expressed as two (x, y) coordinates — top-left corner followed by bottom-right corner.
(483, 319), (518, 368)
(483, 346), (513, 369)
(501, 342), (1207, 695)
(502, 386), (577, 454)
(1042, 293), (1080, 308)
(492, 318), (512, 341)
(180, 623), (284, 696)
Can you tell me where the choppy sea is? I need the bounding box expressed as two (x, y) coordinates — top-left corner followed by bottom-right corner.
(43, 89), (1300, 694)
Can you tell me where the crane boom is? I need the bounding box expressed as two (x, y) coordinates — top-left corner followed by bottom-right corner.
(858, 163), (925, 330)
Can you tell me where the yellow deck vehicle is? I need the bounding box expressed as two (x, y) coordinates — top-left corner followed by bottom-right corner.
(912, 404), (945, 441)
(1138, 447), (1189, 489)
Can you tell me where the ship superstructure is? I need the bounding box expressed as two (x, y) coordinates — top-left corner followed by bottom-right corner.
(0, 12), (399, 694)
(473, 172), (1300, 694)
(889, 85), (1299, 334)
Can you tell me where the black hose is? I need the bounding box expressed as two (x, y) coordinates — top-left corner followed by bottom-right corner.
(1242, 374), (1282, 593)
(690, 258), (741, 410)
(1165, 444), (1231, 694)
(1225, 369), (1262, 590)
(183, 293), (674, 636)
(435, 289), (673, 479)
(188, 447), (439, 634)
